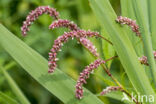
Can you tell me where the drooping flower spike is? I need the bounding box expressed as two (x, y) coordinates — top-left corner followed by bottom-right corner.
(49, 19), (113, 45)
(100, 86), (122, 95)
(48, 30), (100, 73)
(139, 51), (156, 65)
(116, 16), (141, 37)
(49, 19), (79, 31)
(75, 59), (105, 99)
(21, 6), (59, 36)
(49, 19), (100, 56)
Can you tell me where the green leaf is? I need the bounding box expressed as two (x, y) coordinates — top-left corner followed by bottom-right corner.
(88, 0), (156, 103)
(1, 66), (30, 104)
(0, 24), (104, 104)
(131, 0), (156, 87)
(148, 0), (156, 49)
(99, 91), (134, 104)
(120, 0), (143, 56)
(0, 91), (19, 104)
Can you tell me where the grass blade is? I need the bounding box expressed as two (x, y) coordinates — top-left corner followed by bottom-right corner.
(0, 66), (30, 104)
(148, 0), (156, 49)
(131, 0), (156, 86)
(0, 91), (19, 104)
(120, 0), (143, 56)
(88, 0), (156, 103)
(0, 24), (104, 104)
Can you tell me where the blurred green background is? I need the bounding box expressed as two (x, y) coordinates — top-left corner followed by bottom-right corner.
(0, 0), (133, 104)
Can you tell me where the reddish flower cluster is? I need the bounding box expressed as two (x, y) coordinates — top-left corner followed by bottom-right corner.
(80, 38), (99, 57)
(21, 6), (115, 100)
(139, 56), (148, 65)
(49, 19), (100, 57)
(21, 6), (59, 36)
(100, 86), (122, 95)
(116, 16), (141, 37)
(139, 51), (156, 66)
(48, 30), (100, 73)
(75, 59), (105, 99)
(49, 19), (79, 31)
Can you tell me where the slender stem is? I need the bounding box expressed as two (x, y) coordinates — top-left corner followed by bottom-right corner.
(105, 56), (118, 62)
(97, 34), (113, 45)
(122, 90), (140, 104)
(79, 39), (139, 104)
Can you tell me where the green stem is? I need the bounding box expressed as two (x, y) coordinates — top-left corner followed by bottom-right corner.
(0, 65), (30, 104)
(79, 39), (139, 104)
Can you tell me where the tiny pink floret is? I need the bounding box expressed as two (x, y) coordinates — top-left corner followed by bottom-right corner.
(139, 56), (148, 65)
(80, 38), (99, 57)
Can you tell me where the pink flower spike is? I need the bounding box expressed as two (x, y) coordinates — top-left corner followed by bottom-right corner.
(75, 59), (105, 99)
(139, 56), (148, 65)
(21, 6), (59, 36)
(48, 32), (76, 73)
(49, 19), (79, 31)
(80, 38), (99, 57)
(116, 16), (141, 37)
(100, 86), (122, 95)
(48, 30), (103, 73)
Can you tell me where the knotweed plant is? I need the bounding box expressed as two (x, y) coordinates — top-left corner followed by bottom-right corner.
(0, 0), (156, 103)
(20, 4), (156, 104)
(20, 5), (156, 104)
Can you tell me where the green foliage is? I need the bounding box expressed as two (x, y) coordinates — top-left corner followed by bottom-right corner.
(0, 0), (156, 104)
(0, 24), (104, 104)
(0, 91), (19, 104)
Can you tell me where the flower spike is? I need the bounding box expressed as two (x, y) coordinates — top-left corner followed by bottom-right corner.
(48, 31), (100, 73)
(100, 86), (122, 95)
(75, 59), (105, 99)
(21, 6), (59, 36)
(139, 51), (156, 66)
(49, 19), (79, 31)
(139, 56), (148, 65)
(116, 16), (141, 37)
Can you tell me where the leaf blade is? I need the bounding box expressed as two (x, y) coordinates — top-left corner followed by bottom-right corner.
(88, 0), (156, 103)
(0, 91), (19, 104)
(0, 24), (104, 104)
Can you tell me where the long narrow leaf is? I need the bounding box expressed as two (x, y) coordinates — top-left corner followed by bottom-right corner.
(131, 0), (156, 87)
(1, 66), (30, 104)
(88, 0), (156, 103)
(120, 0), (143, 56)
(0, 24), (104, 104)
(148, 0), (156, 49)
(0, 91), (19, 104)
